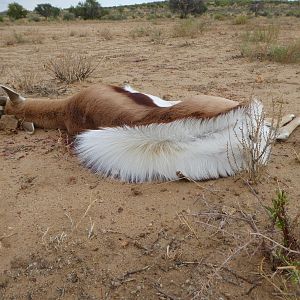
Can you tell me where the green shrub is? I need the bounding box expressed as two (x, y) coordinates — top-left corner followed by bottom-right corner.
(28, 13), (41, 22)
(7, 2), (27, 20)
(63, 12), (75, 21)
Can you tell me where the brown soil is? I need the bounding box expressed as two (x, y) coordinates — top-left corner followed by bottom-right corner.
(0, 17), (299, 299)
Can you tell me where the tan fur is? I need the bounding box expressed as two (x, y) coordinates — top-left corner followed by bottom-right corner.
(4, 84), (245, 135)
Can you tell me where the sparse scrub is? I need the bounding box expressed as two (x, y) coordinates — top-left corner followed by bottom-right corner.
(241, 25), (300, 64)
(45, 54), (97, 84)
(172, 19), (206, 38)
(3, 30), (44, 46)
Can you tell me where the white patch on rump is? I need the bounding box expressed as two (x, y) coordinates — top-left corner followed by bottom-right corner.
(123, 85), (181, 108)
(75, 100), (271, 182)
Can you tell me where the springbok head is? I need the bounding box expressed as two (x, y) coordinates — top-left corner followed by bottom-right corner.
(0, 85), (35, 134)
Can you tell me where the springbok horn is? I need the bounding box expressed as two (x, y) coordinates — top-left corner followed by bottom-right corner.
(0, 85), (25, 105)
(0, 95), (8, 106)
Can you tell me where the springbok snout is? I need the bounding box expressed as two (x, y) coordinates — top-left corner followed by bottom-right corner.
(0, 85), (35, 134)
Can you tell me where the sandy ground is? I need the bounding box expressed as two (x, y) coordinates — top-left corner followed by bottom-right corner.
(0, 17), (299, 299)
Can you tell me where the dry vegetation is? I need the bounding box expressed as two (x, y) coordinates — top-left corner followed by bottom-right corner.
(0, 13), (299, 300)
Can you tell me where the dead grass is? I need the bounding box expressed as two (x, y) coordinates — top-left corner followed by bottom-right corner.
(9, 70), (67, 96)
(45, 54), (97, 84)
(172, 19), (206, 38)
(3, 30), (44, 46)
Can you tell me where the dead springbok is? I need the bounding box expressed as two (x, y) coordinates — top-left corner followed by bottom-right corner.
(0, 84), (299, 182)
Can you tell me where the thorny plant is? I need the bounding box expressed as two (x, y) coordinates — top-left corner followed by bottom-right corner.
(264, 189), (300, 285)
(190, 189), (299, 298)
(228, 97), (282, 184)
(45, 53), (98, 84)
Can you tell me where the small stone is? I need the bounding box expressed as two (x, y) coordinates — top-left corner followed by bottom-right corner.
(222, 205), (236, 216)
(131, 187), (142, 196)
(0, 115), (18, 131)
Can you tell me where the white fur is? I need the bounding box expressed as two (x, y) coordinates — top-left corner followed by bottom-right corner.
(75, 100), (271, 182)
(124, 85), (181, 107)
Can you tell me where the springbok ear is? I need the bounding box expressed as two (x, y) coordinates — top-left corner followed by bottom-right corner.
(0, 85), (25, 105)
(22, 121), (35, 134)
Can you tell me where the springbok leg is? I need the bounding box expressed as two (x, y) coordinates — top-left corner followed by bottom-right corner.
(276, 116), (300, 140)
(265, 114), (295, 128)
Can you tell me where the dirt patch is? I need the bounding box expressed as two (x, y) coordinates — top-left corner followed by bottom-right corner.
(0, 17), (299, 299)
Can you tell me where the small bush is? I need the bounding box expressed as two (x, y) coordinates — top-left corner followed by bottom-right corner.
(45, 54), (97, 84)
(268, 41), (300, 64)
(28, 13), (41, 22)
(0, 15), (4, 22)
(233, 15), (248, 25)
(63, 12), (75, 21)
(173, 19), (206, 38)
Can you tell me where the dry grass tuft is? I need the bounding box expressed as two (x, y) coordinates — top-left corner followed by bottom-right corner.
(100, 28), (113, 40)
(172, 19), (206, 38)
(3, 30), (44, 46)
(268, 41), (300, 64)
(45, 54), (97, 84)
(232, 15), (248, 25)
(9, 70), (67, 96)
(128, 26), (151, 39)
(150, 28), (165, 44)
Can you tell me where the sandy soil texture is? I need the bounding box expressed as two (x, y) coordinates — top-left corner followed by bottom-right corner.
(0, 17), (299, 299)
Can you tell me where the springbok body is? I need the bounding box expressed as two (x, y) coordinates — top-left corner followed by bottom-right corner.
(1, 84), (299, 182)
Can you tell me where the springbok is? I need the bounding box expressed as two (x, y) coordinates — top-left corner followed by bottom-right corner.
(0, 84), (299, 182)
